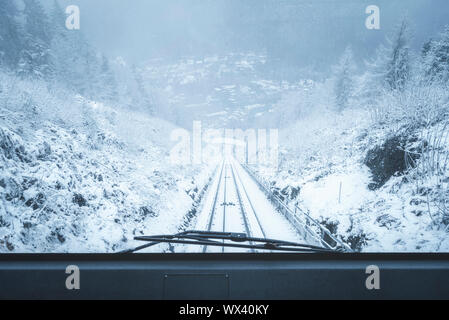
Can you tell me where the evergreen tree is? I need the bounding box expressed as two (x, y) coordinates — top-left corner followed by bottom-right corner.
(49, 0), (102, 99)
(362, 46), (387, 107)
(18, 0), (52, 78)
(132, 65), (154, 115)
(48, 0), (70, 84)
(421, 39), (434, 59)
(333, 46), (356, 111)
(99, 55), (118, 102)
(384, 20), (411, 91)
(0, 1), (22, 69)
(363, 18), (411, 98)
(422, 26), (449, 83)
(50, 0), (66, 39)
(78, 49), (101, 98)
(49, 0), (87, 92)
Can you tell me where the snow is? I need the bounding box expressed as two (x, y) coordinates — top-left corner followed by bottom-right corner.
(180, 75), (196, 85)
(300, 166), (373, 234)
(206, 111), (228, 117)
(244, 104), (264, 111)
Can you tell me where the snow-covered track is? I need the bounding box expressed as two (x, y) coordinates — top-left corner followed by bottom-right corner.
(198, 159), (305, 253)
(231, 161), (267, 239)
(229, 163), (256, 252)
(202, 162), (252, 252)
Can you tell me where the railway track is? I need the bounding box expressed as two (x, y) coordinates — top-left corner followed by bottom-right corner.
(199, 159), (298, 252)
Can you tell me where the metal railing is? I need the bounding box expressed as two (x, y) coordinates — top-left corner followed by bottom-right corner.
(241, 164), (353, 252)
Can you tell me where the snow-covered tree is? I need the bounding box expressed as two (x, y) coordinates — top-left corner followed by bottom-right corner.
(48, 0), (69, 82)
(333, 46), (356, 111)
(422, 26), (449, 83)
(49, 0), (66, 38)
(48, 1), (103, 100)
(384, 20), (411, 91)
(18, 0), (52, 79)
(132, 65), (154, 115)
(360, 18), (412, 115)
(0, 1), (22, 70)
(421, 39), (433, 59)
(99, 55), (118, 102)
(365, 19), (412, 94)
(49, 2), (87, 93)
(79, 50), (102, 99)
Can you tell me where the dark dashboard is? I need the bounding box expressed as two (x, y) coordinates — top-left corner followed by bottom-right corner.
(1, 253), (448, 300)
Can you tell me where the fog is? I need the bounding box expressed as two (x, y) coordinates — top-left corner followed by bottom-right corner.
(55, 0), (449, 71)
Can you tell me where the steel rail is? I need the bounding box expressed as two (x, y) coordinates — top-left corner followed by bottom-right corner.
(229, 163), (255, 252)
(221, 165), (228, 253)
(202, 161), (225, 253)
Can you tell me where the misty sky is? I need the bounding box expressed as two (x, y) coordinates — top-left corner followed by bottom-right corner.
(55, 0), (449, 69)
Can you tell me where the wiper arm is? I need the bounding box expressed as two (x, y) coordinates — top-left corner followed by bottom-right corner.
(118, 230), (340, 254)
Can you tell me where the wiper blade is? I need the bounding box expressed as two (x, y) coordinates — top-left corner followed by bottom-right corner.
(118, 230), (340, 254)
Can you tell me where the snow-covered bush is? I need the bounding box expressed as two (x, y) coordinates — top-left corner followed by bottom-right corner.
(407, 120), (449, 225)
(421, 25), (449, 84)
(272, 79), (333, 127)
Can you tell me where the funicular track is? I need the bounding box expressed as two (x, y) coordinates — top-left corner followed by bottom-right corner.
(200, 160), (273, 252)
(202, 161), (259, 252)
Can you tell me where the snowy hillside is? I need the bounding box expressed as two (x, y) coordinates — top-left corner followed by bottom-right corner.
(0, 72), (214, 253)
(0, 0), (218, 253)
(250, 25), (449, 252)
(254, 106), (449, 252)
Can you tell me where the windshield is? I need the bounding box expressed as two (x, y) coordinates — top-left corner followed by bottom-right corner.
(1, 0), (448, 253)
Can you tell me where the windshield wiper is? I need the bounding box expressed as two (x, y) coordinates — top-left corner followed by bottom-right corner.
(118, 230), (341, 254)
